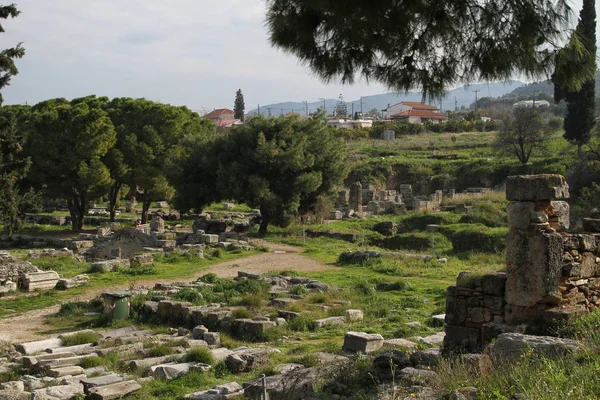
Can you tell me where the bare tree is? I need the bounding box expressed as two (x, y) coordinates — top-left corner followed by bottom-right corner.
(495, 107), (546, 165)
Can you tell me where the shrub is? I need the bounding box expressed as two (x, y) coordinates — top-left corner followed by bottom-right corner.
(213, 361), (231, 379)
(290, 284), (308, 296)
(198, 273), (218, 284)
(239, 294), (263, 309)
(58, 299), (102, 316)
(148, 344), (173, 357)
(78, 356), (108, 369)
(185, 347), (215, 365)
(375, 280), (411, 292)
(173, 288), (204, 305)
(288, 315), (317, 332)
(231, 308), (255, 319)
(120, 265), (158, 276)
(353, 281), (376, 296)
(61, 331), (101, 346)
(308, 293), (329, 304)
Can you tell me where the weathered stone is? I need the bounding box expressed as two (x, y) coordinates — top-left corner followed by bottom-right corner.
(88, 380), (141, 400)
(274, 363), (303, 374)
(22, 271), (60, 291)
(225, 349), (271, 373)
(459, 354), (493, 376)
(128, 354), (185, 371)
(443, 325), (481, 352)
(548, 201), (570, 230)
(22, 352), (77, 368)
(449, 387), (479, 400)
(243, 369), (316, 400)
(342, 331), (384, 353)
(90, 259), (130, 273)
(445, 297), (468, 325)
(383, 338), (417, 349)
(152, 362), (197, 380)
(81, 374), (128, 395)
(314, 316), (345, 328)
(56, 274), (90, 290)
(345, 309), (364, 322)
(507, 202), (536, 230)
(202, 332), (220, 346)
(373, 350), (411, 380)
(411, 348), (441, 367)
(31, 384), (83, 400)
(38, 353), (99, 369)
(491, 333), (582, 362)
(398, 367), (439, 386)
(420, 332), (446, 346)
(192, 325), (209, 340)
(0, 381), (24, 391)
(505, 231), (563, 307)
(505, 174), (569, 201)
(47, 366), (84, 378)
(0, 389), (30, 400)
(16, 338), (63, 355)
(481, 273), (507, 296)
(579, 252), (599, 278)
(97, 342), (143, 357)
(130, 253), (153, 268)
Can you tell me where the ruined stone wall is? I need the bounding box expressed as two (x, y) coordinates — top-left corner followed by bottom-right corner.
(444, 174), (600, 352)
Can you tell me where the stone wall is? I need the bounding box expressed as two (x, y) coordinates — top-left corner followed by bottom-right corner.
(444, 174), (600, 352)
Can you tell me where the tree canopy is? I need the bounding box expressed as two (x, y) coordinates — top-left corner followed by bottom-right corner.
(266, 0), (573, 99)
(495, 107), (546, 165)
(175, 114), (349, 234)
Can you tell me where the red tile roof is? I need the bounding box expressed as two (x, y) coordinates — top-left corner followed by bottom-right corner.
(391, 109), (448, 120)
(401, 102), (439, 110)
(203, 108), (235, 119)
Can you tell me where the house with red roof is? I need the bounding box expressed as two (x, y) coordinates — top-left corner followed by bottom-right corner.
(382, 101), (447, 124)
(203, 108), (242, 129)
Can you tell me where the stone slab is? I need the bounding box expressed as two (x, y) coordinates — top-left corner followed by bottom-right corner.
(16, 338), (63, 355)
(88, 380), (141, 400)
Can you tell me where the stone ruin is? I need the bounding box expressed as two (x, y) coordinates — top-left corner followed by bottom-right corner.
(444, 174), (600, 352)
(333, 181), (405, 218)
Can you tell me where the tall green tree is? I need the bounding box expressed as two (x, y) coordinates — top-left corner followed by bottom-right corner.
(334, 94), (347, 118)
(25, 97), (116, 231)
(104, 98), (215, 223)
(552, 0), (596, 150)
(266, 0), (572, 99)
(0, 4), (30, 235)
(234, 89), (245, 121)
(175, 114), (348, 234)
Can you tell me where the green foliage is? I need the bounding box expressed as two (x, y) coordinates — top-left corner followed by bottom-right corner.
(0, 5), (25, 105)
(266, 0), (569, 98)
(58, 299), (102, 316)
(287, 315), (317, 332)
(239, 294), (264, 309)
(25, 96), (116, 231)
(61, 331), (100, 346)
(495, 107), (547, 164)
(120, 265), (159, 276)
(289, 284), (308, 296)
(458, 202), (508, 228)
(441, 224), (508, 253)
(185, 347), (215, 365)
(381, 232), (452, 253)
(148, 344), (174, 357)
(78, 356), (109, 369)
(230, 308), (255, 319)
(175, 114), (349, 234)
(172, 288), (205, 305)
(234, 89), (245, 121)
(397, 213), (461, 232)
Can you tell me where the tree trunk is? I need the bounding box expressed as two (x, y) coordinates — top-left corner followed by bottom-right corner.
(258, 205), (270, 236)
(108, 182), (122, 222)
(141, 199), (151, 224)
(68, 188), (87, 231)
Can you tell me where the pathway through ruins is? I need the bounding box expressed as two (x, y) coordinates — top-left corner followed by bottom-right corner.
(0, 240), (335, 343)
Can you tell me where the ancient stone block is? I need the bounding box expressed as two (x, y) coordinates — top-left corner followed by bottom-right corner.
(88, 380), (141, 400)
(481, 273), (506, 296)
(579, 252), (599, 279)
(445, 297), (467, 325)
(548, 201), (570, 230)
(443, 325), (481, 353)
(345, 309), (364, 322)
(491, 333), (582, 362)
(505, 174), (569, 201)
(225, 349), (271, 373)
(342, 332), (384, 353)
(505, 231), (563, 307)
(481, 323), (526, 345)
(583, 218), (600, 233)
(398, 367), (439, 386)
(459, 354), (492, 376)
(314, 316), (345, 328)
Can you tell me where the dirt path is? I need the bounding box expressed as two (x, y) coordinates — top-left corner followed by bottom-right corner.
(0, 240), (336, 343)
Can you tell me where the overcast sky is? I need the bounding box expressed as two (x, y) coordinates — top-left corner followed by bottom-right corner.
(1, 0), (596, 112)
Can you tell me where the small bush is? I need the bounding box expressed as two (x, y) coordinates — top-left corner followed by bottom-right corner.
(375, 280), (412, 292)
(288, 315), (317, 332)
(185, 347), (215, 365)
(441, 224), (507, 253)
(198, 273), (218, 284)
(78, 356), (107, 369)
(291, 354), (319, 367)
(58, 299), (102, 316)
(231, 308), (255, 319)
(61, 331), (101, 346)
(239, 294), (264, 309)
(398, 213), (461, 232)
(213, 361), (231, 378)
(148, 344), (174, 357)
(120, 265), (158, 276)
(173, 288), (204, 305)
(353, 281), (376, 296)
(290, 284), (308, 296)
(308, 293), (329, 304)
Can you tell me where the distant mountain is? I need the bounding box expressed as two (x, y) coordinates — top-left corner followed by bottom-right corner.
(247, 81), (526, 116)
(500, 72), (600, 100)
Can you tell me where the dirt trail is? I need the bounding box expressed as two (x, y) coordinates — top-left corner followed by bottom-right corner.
(0, 240), (336, 343)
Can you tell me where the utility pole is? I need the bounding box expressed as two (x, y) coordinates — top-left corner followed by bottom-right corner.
(257, 104), (260, 116)
(351, 102), (354, 117)
(302, 101), (308, 116)
(473, 90), (481, 110)
(319, 98), (326, 115)
(360, 97), (363, 113)
(454, 96), (458, 111)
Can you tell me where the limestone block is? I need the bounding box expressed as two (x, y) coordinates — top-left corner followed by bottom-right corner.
(459, 354), (493, 376)
(88, 380), (141, 400)
(0, 381), (24, 391)
(0, 390), (29, 400)
(130, 253), (153, 268)
(342, 332), (384, 353)
(192, 325), (209, 340)
(506, 174), (569, 201)
(410, 348), (441, 367)
(152, 362), (197, 380)
(548, 201), (570, 230)
(398, 367), (439, 386)
(128, 354), (185, 372)
(202, 332), (220, 346)
(31, 383), (83, 400)
(491, 333), (582, 362)
(383, 338), (417, 349)
(443, 325), (481, 353)
(16, 338), (63, 355)
(225, 349), (271, 373)
(420, 332), (446, 346)
(97, 342), (143, 357)
(47, 366), (84, 378)
(345, 309), (364, 322)
(38, 353), (98, 369)
(90, 259), (130, 273)
(81, 374), (128, 395)
(579, 252), (599, 279)
(445, 297), (467, 325)
(201, 234), (219, 244)
(507, 202), (535, 230)
(505, 231), (563, 307)
(314, 316), (345, 328)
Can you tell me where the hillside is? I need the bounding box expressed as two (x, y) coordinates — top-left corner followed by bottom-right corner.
(247, 81), (525, 116)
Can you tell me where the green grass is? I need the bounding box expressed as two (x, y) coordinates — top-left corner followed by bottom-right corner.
(185, 347), (215, 365)
(61, 331), (101, 346)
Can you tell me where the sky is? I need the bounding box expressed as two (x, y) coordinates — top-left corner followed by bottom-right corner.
(1, 0), (597, 113)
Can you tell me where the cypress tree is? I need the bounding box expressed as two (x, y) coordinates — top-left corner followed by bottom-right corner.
(234, 89), (245, 121)
(554, 0), (596, 149)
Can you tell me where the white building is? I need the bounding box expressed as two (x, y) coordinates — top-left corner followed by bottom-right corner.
(513, 100), (551, 108)
(382, 101), (448, 124)
(327, 119), (373, 129)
